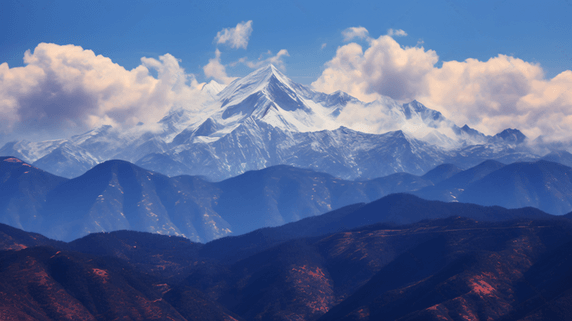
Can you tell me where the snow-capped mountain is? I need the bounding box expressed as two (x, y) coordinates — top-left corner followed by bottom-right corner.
(0, 139), (99, 178)
(172, 65), (344, 147)
(0, 64), (544, 180)
(201, 79), (226, 98)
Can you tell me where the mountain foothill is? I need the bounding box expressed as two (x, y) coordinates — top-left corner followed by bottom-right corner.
(2, 65), (572, 320)
(0, 192), (572, 320)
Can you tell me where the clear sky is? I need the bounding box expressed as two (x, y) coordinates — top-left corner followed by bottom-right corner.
(1, 0), (572, 142)
(2, 0), (571, 82)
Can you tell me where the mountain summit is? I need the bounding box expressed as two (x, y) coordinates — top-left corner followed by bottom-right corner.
(218, 64), (298, 107)
(210, 64), (340, 133)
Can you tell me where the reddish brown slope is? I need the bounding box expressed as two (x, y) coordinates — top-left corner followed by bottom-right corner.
(318, 219), (572, 321)
(0, 246), (242, 321)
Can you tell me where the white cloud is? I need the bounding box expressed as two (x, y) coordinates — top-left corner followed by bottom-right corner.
(387, 29), (407, 37)
(203, 49), (236, 84)
(235, 49), (290, 70)
(312, 32), (438, 102)
(0, 43), (206, 136)
(214, 20), (253, 50)
(312, 27), (572, 142)
(342, 27), (369, 42)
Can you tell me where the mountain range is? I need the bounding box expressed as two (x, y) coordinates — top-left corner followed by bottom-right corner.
(3, 154), (572, 243)
(0, 155), (443, 242)
(3, 63), (572, 320)
(0, 64), (548, 181)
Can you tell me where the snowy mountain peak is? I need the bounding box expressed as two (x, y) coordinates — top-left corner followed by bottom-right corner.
(255, 63), (283, 78)
(201, 80), (226, 98)
(70, 125), (113, 145)
(400, 100), (445, 124)
(217, 64), (296, 107)
(206, 64), (328, 133)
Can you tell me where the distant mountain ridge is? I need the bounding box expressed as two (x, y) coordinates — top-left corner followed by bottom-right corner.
(415, 159), (572, 215)
(0, 157), (440, 242)
(198, 193), (554, 263)
(3, 155), (572, 242)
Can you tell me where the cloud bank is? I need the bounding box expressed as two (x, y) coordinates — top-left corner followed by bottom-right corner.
(0, 43), (206, 136)
(312, 34), (438, 102)
(312, 27), (572, 142)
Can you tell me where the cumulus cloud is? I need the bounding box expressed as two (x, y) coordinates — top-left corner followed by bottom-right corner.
(312, 27), (572, 142)
(312, 34), (438, 102)
(342, 26), (369, 42)
(421, 55), (543, 133)
(203, 49), (236, 84)
(214, 20), (253, 49)
(0, 43), (206, 136)
(208, 20), (289, 82)
(387, 29), (407, 37)
(235, 49), (290, 70)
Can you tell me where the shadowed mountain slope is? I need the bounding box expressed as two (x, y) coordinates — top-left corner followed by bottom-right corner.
(199, 193), (553, 263)
(211, 164), (432, 236)
(541, 149), (572, 167)
(421, 163), (462, 184)
(317, 218), (572, 321)
(459, 160), (572, 215)
(498, 238), (572, 320)
(31, 160), (232, 242)
(0, 246), (241, 321)
(0, 197), (571, 320)
(0, 157), (439, 242)
(68, 230), (204, 280)
(0, 222), (65, 251)
(415, 159), (506, 202)
(184, 217), (572, 321)
(416, 160), (572, 215)
(4, 156), (572, 244)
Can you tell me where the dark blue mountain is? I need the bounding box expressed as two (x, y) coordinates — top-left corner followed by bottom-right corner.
(0, 157), (67, 230)
(415, 159), (506, 202)
(459, 160), (572, 215)
(542, 149), (572, 167)
(421, 163), (462, 184)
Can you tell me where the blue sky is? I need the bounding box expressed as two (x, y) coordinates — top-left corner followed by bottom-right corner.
(2, 0), (570, 83)
(1, 0), (572, 142)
